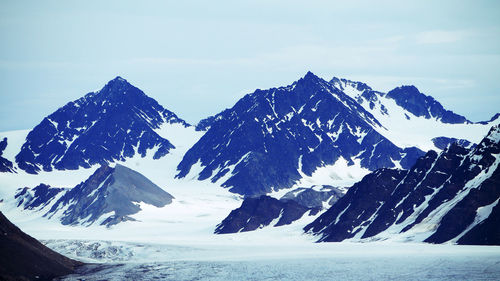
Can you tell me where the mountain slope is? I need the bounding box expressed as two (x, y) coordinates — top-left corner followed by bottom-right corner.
(178, 72), (424, 196)
(330, 77), (499, 151)
(15, 77), (189, 174)
(304, 125), (500, 245)
(0, 211), (82, 281)
(215, 195), (317, 234)
(15, 164), (174, 226)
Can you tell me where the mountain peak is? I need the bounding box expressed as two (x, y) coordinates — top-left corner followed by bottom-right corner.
(100, 76), (133, 94)
(15, 163), (175, 226)
(15, 75), (188, 174)
(389, 85), (420, 95)
(293, 71), (325, 90)
(302, 71), (320, 81)
(109, 76), (128, 84)
(386, 85), (469, 124)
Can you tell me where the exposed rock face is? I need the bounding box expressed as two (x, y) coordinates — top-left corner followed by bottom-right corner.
(457, 200), (500, 245)
(0, 212), (82, 281)
(15, 164), (174, 226)
(280, 185), (344, 209)
(16, 77), (189, 174)
(305, 125), (500, 245)
(431, 136), (474, 150)
(385, 85), (469, 124)
(179, 72), (423, 196)
(215, 195), (317, 234)
(0, 137), (14, 172)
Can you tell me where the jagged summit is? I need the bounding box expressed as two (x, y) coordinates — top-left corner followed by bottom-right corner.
(100, 76), (132, 91)
(178, 73), (423, 196)
(302, 71), (319, 80)
(110, 75), (126, 82)
(385, 85), (470, 124)
(294, 71), (330, 90)
(330, 77), (373, 93)
(388, 85), (419, 94)
(15, 77), (189, 174)
(87, 76), (149, 104)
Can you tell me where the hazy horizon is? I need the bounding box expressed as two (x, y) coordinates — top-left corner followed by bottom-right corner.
(1, 0), (499, 131)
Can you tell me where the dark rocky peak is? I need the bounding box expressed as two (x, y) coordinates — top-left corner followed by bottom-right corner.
(16, 76), (189, 174)
(294, 71), (342, 97)
(385, 85), (469, 124)
(329, 76), (386, 114)
(387, 85), (420, 97)
(467, 125), (500, 170)
(91, 76), (152, 107)
(0, 137), (7, 155)
(280, 185), (344, 209)
(15, 184), (67, 210)
(101, 76), (133, 93)
(176, 72), (420, 196)
(431, 136), (474, 150)
(299, 71), (323, 84)
(215, 195), (318, 234)
(0, 137), (14, 173)
(330, 77), (372, 93)
(104, 76), (130, 88)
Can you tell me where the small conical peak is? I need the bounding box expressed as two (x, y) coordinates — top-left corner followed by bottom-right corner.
(486, 124), (500, 139)
(303, 71), (320, 81)
(394, 85), (419, 93)
(386, 85), (421, 98)
(98, 76), (135, 98)
(294, 71), (324, 87)
(106, 76), (130, 87)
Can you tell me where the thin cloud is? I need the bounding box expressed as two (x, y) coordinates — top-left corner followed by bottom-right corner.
(415, 30), (467, 44)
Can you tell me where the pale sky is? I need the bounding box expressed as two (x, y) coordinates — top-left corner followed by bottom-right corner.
(1, 0), (499, 131)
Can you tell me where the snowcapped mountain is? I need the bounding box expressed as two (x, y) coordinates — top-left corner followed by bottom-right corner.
(15, 164), (174, 226)
(304, 124), (500, 245)
(15, 77), (189, 174)
(177, 72), (425, 196)
(330, 77), (499, 151)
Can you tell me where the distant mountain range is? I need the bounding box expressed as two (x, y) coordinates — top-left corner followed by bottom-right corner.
(177, 72), (498, 196)
(177, 72), (428, 196)
(0, 73), (498, 245)
(1, 73), (498, 197)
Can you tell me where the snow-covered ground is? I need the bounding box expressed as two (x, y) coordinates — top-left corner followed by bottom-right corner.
(49, 239), (500, 281)
(1, 123), (500, 280)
